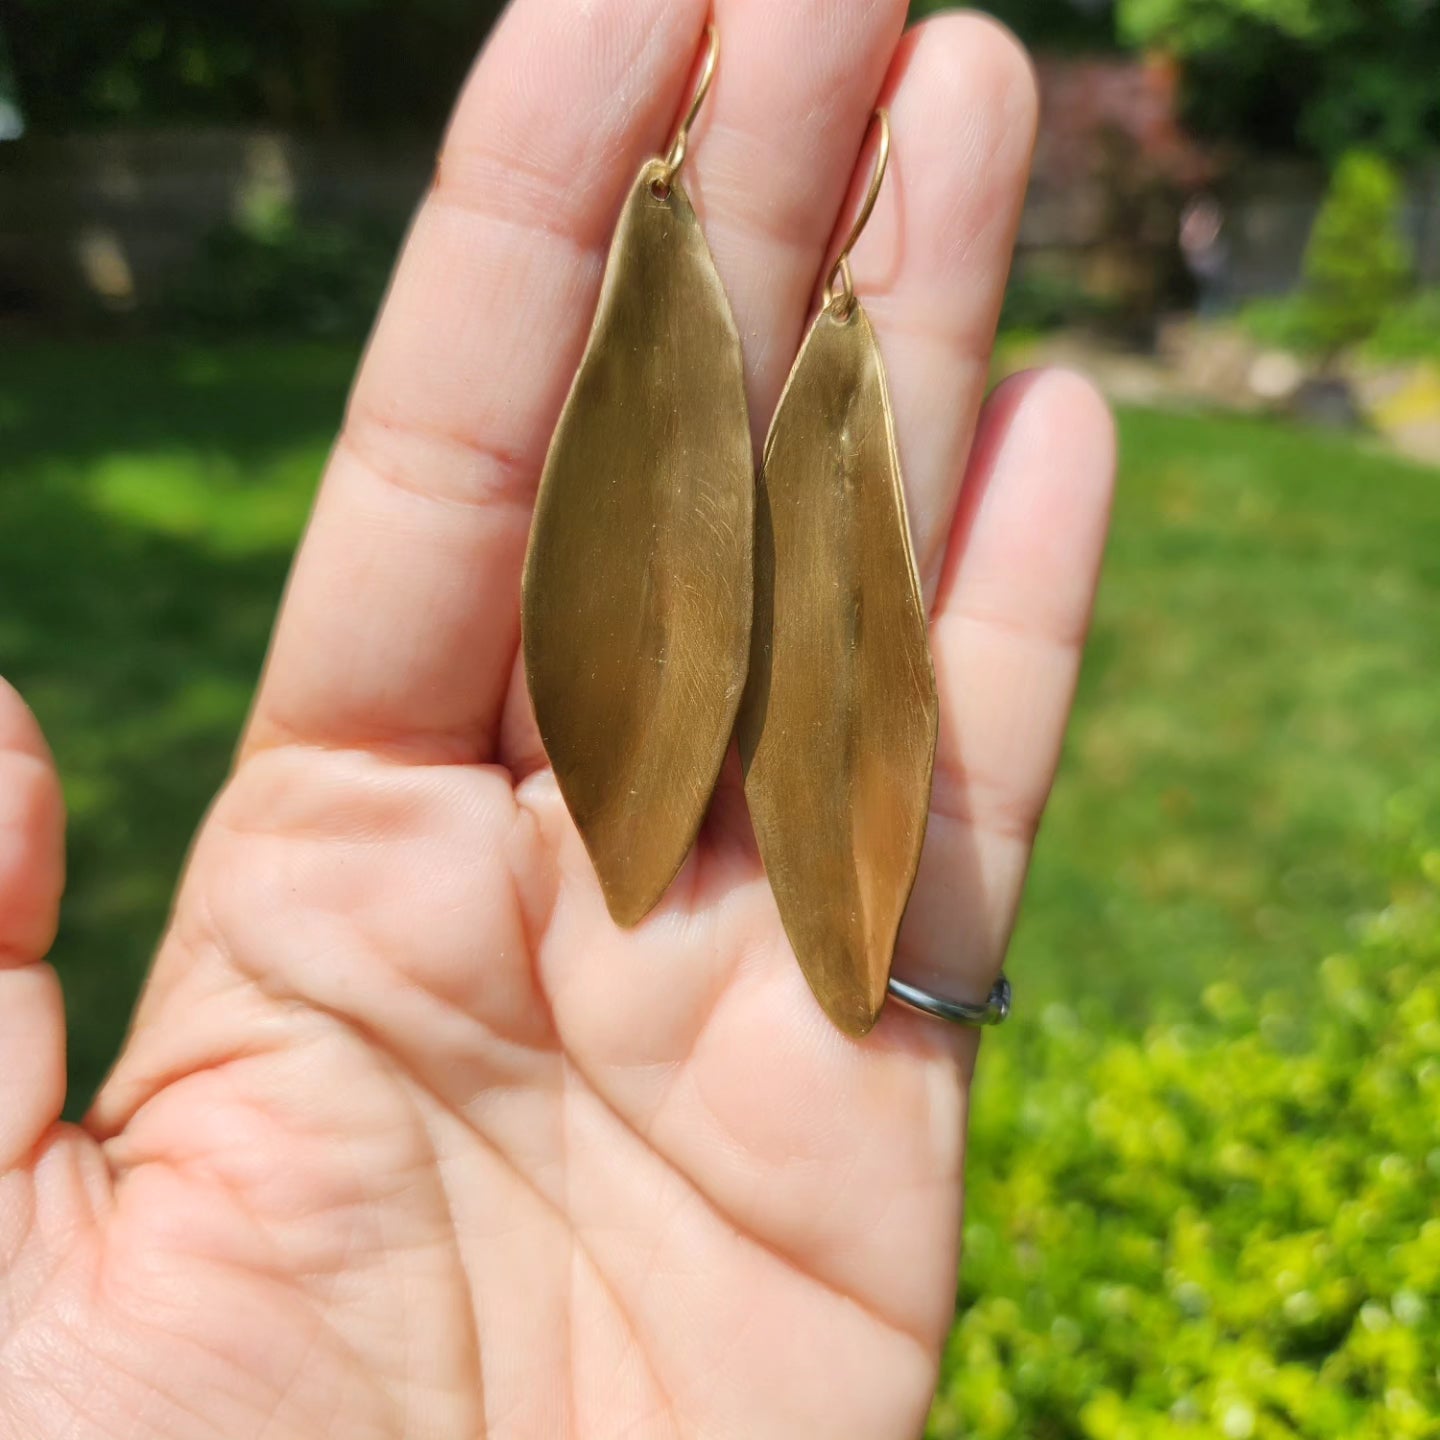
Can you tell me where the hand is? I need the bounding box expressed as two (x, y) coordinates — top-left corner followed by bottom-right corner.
(0, 3), (1113, 1436)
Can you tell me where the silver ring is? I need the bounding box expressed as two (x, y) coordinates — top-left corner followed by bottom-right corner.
(887, 973), (1012, 1028)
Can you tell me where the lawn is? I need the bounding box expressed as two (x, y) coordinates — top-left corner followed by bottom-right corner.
(2, 339), (1438, 1107)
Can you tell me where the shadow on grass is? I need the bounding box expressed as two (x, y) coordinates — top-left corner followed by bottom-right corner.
(1, 340), (358, 466)
(1, 339), (358, 1111)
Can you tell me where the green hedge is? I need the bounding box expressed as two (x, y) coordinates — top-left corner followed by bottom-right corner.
(934, 852), (1440, 1438)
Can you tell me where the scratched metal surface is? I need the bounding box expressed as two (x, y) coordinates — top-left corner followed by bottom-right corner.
(740, 302), (938, 1035)
(522, 159), (754, 926)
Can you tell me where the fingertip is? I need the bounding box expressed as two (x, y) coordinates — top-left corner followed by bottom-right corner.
(886, 9), (1040, 190)
(1022, 364), (1115, 445)
(1022, 364), (1117, 505)
(0, 678), (66, 965)
(441, 0), (710, 213)
(0, 962), (67, 1168)
(969, 365), (1116, 518)
(0, 679), (67, 1165)
(903, 9), (1040, 144)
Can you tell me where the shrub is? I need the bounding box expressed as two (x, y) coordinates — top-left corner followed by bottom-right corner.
(1368, 290), (1440, 366)
(1001, 270), (1117, 336)
(164, 208), (403, 340)
(1298, 151), (1411, 362)
(1237, 293), (1327, 356)
(931, 848), (1440, 1438)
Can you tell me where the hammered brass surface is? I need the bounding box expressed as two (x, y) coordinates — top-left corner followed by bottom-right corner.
(739, 303), (938, 1036)
(522, 159), (753, 927)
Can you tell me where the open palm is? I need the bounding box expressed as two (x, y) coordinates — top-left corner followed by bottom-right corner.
(0, 3), (1113, 1436)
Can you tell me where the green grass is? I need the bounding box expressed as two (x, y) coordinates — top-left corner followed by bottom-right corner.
(0, 341), (355, 1107)
(1017, 405), (1440, 1017)
(2, 340), (1439, 1110)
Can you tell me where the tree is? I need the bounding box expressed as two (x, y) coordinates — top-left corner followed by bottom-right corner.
(3, 0), (506, 134)
(1116, 0), (1440, 162)
(909, 0), (1116, 50)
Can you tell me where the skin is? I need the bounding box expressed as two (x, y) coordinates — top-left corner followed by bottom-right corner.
(0, 3), (1115, 1437)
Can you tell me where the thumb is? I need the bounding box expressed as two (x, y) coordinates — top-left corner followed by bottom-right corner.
(0, 678), (67, 1170)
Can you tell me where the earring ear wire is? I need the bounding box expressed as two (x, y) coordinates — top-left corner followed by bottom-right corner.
(740, 108), (938, 1038)
(655, 23), (719, 194)
(823, 108), (891, 318)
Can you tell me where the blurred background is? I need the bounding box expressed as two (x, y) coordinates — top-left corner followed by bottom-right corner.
(2, 1), (1438, 1434)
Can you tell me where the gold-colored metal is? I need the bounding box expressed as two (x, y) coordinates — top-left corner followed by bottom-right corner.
(823, 110), (891, 317)
(521, 34), (752, 929)
(740, 115), (937, 1038)
(657, 24), (719, 190)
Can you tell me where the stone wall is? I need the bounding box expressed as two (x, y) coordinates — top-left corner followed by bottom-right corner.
(3, 125), (1439, 328)
(0, 129), (431, 322)
(1224, 158), (1440, 298)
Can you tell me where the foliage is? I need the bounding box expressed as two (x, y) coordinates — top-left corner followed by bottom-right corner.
(999, 268), (1117, 334)
(0, 341), (353, 1108)
(3, 0), (503, 133)
(1367, 290), (1440, 366)
(934, 848), (1440, 1437)
(1120, 0), (1343, 52)
(164, 206), (403, 339)
(1236, 293), (1327, 355)
(1237, 153), (1411, 360)
(908, 0), (1115, 50)
(1299, 151), (1411, 360)
(6, 0), (1440, 164)
(1117, 0), (1440, 161)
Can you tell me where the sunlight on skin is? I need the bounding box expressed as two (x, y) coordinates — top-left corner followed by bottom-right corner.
(0, 2), (1113, 1436)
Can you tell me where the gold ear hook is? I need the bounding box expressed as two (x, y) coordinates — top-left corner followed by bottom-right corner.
(824, 109), (892, 318)
(657, 23), (719, 192)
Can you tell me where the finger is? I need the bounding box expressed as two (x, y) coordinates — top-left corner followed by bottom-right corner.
(845, 13), (1041, 601)
(249, 0), (911, 769)
(0, 679), (68, 1169)
(245, 0), (712, 762)
(895, 368), (1116, 1002)
(500, 0), (914, 776)
(686, 0), (909, 442)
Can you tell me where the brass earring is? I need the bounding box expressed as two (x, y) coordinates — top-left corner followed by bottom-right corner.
(740, 111), (939, 1037)
(522, 25), (753, 928)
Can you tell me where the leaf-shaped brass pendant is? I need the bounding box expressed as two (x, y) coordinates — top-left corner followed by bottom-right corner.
(522, 159), (753, 927)
(740, 303), (938, 1037)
